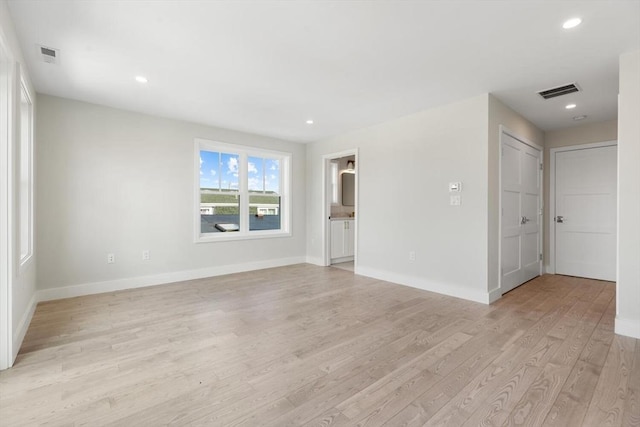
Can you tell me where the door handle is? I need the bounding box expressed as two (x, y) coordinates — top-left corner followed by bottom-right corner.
(520, 216), (531, 225)
(555, 215), (564, 223)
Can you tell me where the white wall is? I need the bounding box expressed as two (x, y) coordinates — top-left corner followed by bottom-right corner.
(307, 95), (493, 303)
(543, 120), (618, 268)
(308, 94), (543, 304)
(616, 50), (640, 339)
(0, 0), (38, 368)
(36, 95), (306, 298)
(487, 95), (544, 296)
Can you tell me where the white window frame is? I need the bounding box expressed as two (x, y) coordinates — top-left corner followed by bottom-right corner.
(18, 74), (33, 268)
(194, 138), (291, 242)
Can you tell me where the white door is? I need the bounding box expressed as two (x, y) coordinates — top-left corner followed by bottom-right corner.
(554, 145), (617, 281)
(501, 133), (542, 294)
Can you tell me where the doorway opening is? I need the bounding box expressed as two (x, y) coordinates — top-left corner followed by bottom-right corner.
(322, 150), (358, 271)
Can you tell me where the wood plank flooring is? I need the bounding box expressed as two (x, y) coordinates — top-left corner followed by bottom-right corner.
(1, 264), (638, 426)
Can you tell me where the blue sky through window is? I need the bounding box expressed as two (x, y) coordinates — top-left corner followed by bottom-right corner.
(248, 156), (280, 193)
(200, 150), (280, 193)
(200, 150), (239, 191)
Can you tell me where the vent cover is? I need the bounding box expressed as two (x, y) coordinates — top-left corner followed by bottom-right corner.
(37, 45), (59, 64)
(538, 83), (580, 100)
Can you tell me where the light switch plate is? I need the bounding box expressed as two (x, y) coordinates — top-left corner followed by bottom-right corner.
(449, 182), (462, 192)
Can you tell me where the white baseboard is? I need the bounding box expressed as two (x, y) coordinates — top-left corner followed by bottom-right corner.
(331, 256), (354, 264)
(356, 265), (493, 304)
(37, 256), (306, 302)
(487, 286), (502, 303)
(305, 256), (326, 266)
(615, 316), (640, 339)
(12, 292), (37, 362)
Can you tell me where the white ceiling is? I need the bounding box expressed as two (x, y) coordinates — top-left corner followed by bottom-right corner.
(7, 0), (640, 143)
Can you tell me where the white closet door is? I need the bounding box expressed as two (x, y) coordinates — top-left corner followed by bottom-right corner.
(501, 133), (542, 294)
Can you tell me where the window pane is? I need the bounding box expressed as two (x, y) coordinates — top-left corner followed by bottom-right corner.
(200, 150), (239, 191)
(248, 156), (280, 193)
(200, 150), (220, 190)
(220, 152), (240, 191)
(265, 158), (280, 194)
(248, 156), (263, 192)
(200, 150), (240, 233)
(249, 194), (281, 231)
(200, 194), (240, 233)
(248, 157), (280, 231)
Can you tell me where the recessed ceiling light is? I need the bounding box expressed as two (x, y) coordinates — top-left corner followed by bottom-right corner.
(563, 18), (582, 29)
(306, 119), (314, 125)
(135, 76), (148, 83)
(573, 115), (588, 121)
(565, 103), (577, 109)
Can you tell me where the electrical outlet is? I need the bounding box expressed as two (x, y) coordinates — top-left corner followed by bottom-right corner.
(409, 251), (416, 262)
(142, 250), (150, 260)
(107, 253), (115, 264)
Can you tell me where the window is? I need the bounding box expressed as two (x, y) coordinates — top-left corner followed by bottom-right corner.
(195, 139), (291, 241)
(19, 79), (33, 265)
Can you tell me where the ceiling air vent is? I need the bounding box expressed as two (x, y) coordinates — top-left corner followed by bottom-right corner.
(37, 45), (59, 64)
(538, 83), (580, 100)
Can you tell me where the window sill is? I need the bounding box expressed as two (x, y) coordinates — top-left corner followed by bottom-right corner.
(195, 230), (292, 243)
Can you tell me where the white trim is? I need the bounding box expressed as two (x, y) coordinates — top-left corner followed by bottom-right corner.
(322, 149), (358, 268)
(0, 32), (14, 370)
(500, 125), (544, 152)
(196, 229), (292, 243)
(487, 286), (502, 303)
(615, 316), (640, 339)
(305, 256), (324, 266)
(37, 256), (306, 302)
(548, 140), (618, 274)
(18, 69), (34, 269)
(330, 255), (354, 264)
(498, 125), (543, 297)
(357, 265), (494, 304)
(322, 158), (330, 267)
(12, 292), (36, 360)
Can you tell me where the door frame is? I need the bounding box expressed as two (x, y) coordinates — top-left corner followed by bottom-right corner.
(499, 125), (543, 294)
(321, 149), (358, 267)
(0, 33), (14, 370)
(548, 140), (618, 274)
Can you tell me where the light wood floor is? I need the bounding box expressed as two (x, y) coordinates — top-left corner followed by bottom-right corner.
(1, 264), (639, 426)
